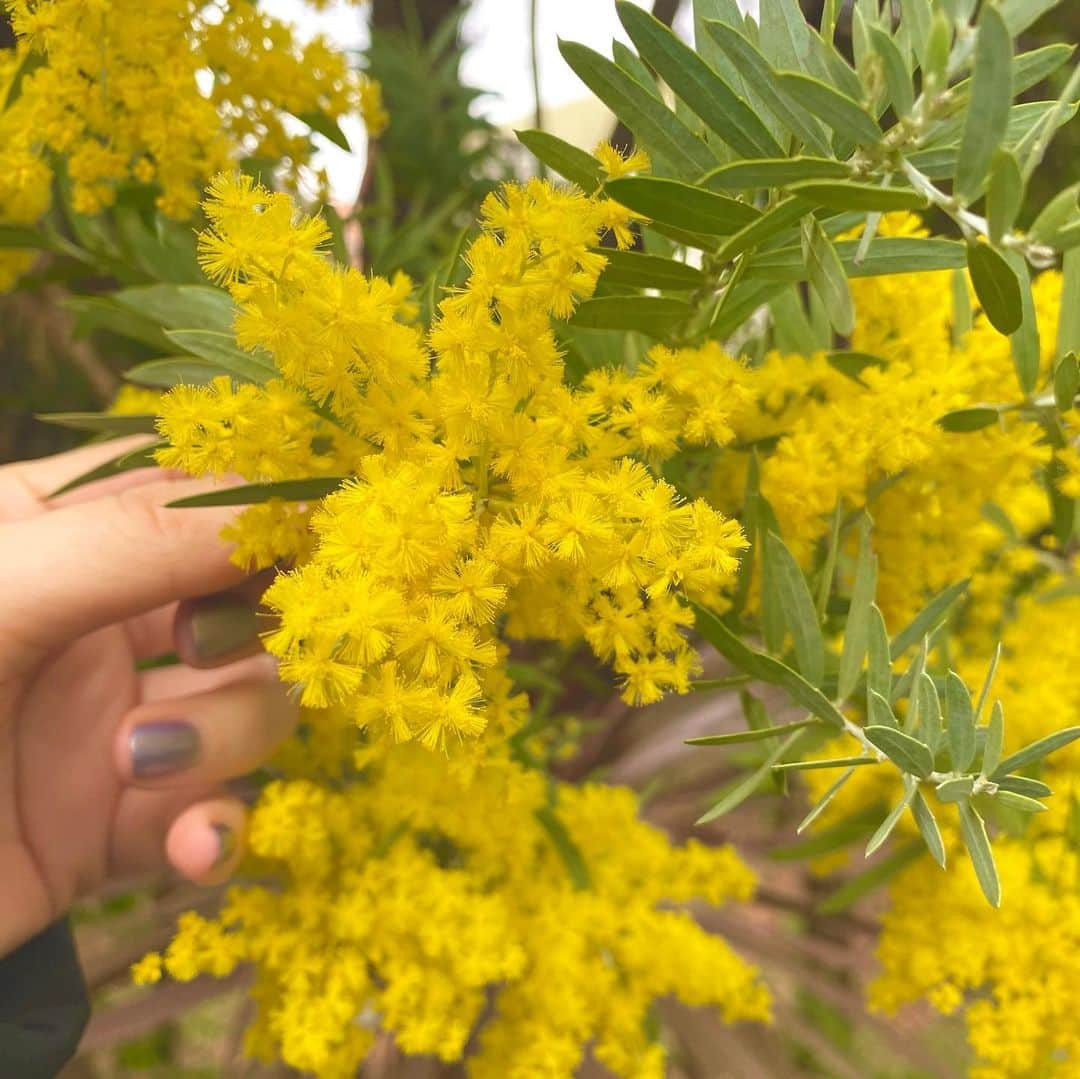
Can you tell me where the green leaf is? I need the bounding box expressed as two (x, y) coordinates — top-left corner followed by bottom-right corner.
(764, 531), (826, 687)
(776, 806), (883, 860)
(911, 790), (946, 868)
(945, 671), (976, 773)
(787, 180), (928, 213)
(1006, 252), (1040, 393)
(747, 237), (968, 281)
(36, 412), (158, 436)
(125, 357), (228, 389)
(958, 802), (1001, 907)
(1059, 249), (1080, 361)
(1029, 182), (1080, 245)
(995, 775), (1052, 798)
(686, 718), (823, 746)
(596, 249), (705, 291)
(870, 26), (915, 117)
(516, 130), (603, 192)
(112, 284), (236, 335)
(817, 841), (924, 914)
(866, 778), (918, 856)
(966, 243), (1023, 336)
(165, 329), (278, 383)
(617, 2), (783, 159)
(899, 0), (933, 67)
(838, 515), (878, 701)
(986, 150), (1024, 246)
(0, 224), (44, 248)
(569, 296), (691, 337)
(47, 441), (164, 499)
(865, 726), (935, 779)
(954, 4), (1012, 205)
(1054, 352), (1080, 413)
(868, 689), (898, 729)
(612, 40), (660, 96)
(776, 71), (883, 146)
(797, 766), (857, 834)
(948, 44), (1072, 118)
(3, 47), (45, 111)
(917, 671), (943, 754)
(999, 0), (1061, 36)
(936, 776), (975, 803)
(980, 701), (1005, 780)
(703, 157), (849, 192)
(696, 728), (810, 823)
(64, 296), (175, 352)
(703, 21), (831, 155)
(166, 477), (348, 508)
(773, 756), (879, 772)
(691, 602), (848, 730)
(890, 578), (969, 660)
(296, 110), (350, 151)
(937, 406), (1001, 432)
(558, 40), (718, 175)
(992, 726), (1080, 778)
(826, 351), (888, 382)
(605, 177), (760, 235)
(974, 642), (1002, 724)
(993, 790), (1047, 814)
(534, 806), (591, 890)
(715, 196), (811, 262)
(867, 604), (892, 703)
(801, 216), (854, 336)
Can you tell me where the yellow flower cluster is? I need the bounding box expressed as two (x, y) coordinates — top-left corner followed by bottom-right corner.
(134, 737), (770, 1078)
(0, 0), (383, 265)
(159, 174), (748, 743)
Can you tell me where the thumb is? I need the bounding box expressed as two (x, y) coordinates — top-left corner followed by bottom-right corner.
(0, 477), (250, 674)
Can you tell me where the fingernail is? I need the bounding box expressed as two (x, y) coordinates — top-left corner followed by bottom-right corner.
(129, 721), (200, 779)
(189, 596), (258, 662)
(211, 822), (237, 868)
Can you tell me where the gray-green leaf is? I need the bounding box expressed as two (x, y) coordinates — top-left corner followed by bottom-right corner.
(958, 802), (1001, 907)
(865, 725), (935, 779)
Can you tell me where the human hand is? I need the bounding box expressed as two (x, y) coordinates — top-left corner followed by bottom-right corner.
(0, 438), (298, 957)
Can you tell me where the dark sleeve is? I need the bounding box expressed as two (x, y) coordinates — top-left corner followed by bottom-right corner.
(0, 919), (90, 1079)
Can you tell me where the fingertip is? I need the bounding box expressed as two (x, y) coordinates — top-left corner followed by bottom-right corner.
(165, 798), (246, 886)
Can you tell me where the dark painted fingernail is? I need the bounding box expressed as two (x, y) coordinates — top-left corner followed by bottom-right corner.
(129, 721), (200, 779)
(211, 823), (237, 868)
(189, 596), (258, 662)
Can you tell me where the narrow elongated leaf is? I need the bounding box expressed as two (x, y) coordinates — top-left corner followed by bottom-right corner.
(535, 807), (591, 890)
(37, 412), (158, 435)
(759, 0), (821, 74)
(802, 216), (854, 336)
(1059, 249), (1080, 361)
(773, 756), (879, 772)
(954, 4), (1012, 205)
(3, 47), (45, 111)
(297, 110), (350, 151)
(596, 249), (705, 291)
(569, 296), (691, 337)
(0, 224), (43, 248)
(890, 579), (969, 660)
(899, 0), (933, 67)
(703, 21), (831, 154)
(865, 726), (935, 779)
(126, 357), (230, 389)
(1029, 182), (1080, 245)
(617, 3), (783, 159)
(993, 790), (1047, 814)
(167, 477), (348, 508)
(1055, 352), (1080, 413)
(817, 841), (924, 914)
(605, 177), (759, 235)
(113, 284), (235, 335)
(797, 766), (857, 833)
(776, 806), (883, 860)
(870, 27), (914, 117)
(868, 689), (898, 730)
(776, 72), (883, 146)
(867, 778), (917, 856)
(764, 531), (825, 687)
(47, 441), (164, 499)
(917, 671), (943, 754)
(1007, 252), (1040, 393)
(715, 196), (811, 262)
(788, 180), (927, 212)
(838, 516), (877, 701)
(703, 157), (849, 191)
(911, 791), (946, 868)
(936, 776), (975, 803)
(612, 40), (660, 96)
(826, 351), (888, 381)
(974, 642), (1002, 723)
(946, 671), (976, 773)
(867, 604), (892, 703)
(516, 130), (602, 192)
(686, 718), (822, 746)
(995, 775), (1052, 798)
(986, 151), (1024, 245)
(165, 329), (277, 383)
(747, 237), (968, 281)
(65, 296), (174, 352)
(958, 802), (1001, 907)
(691, 602), (848, 729)
(937, 407), (1000, 432)
(999, 0), (1061, 36)
(696, 729), (808, 823)
(949, 44), (1072, 117)
(558, 40), (718, 174)
(992, 726), (1080, 778)
(967, 243), (1023, 335)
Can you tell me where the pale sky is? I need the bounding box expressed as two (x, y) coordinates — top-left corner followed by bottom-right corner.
(265, 0), (759, 201)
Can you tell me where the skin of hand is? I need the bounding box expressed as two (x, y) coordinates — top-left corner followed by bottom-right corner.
(0, 436), (298, 958)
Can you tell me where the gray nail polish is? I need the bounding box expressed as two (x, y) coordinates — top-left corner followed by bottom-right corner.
(129, 721), (200, 779)
(211, 822), (236, 868)
(189, 595), (258, 662)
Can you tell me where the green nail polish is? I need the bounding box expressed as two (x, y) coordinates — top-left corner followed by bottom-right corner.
(189, 596), (258, 661)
